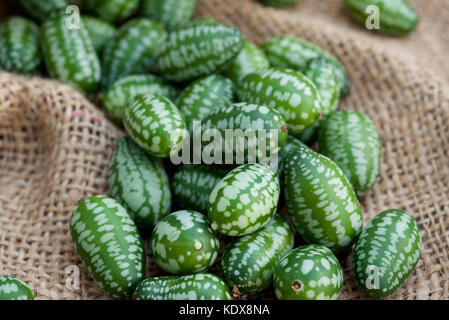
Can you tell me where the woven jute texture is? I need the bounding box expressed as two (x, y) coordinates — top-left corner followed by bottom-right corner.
(1, 0), (449, 300)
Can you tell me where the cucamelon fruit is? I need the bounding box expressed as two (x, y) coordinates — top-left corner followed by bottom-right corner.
(123, 94), (187, 158)
(133, 273), (232, 300)
(195, 102), (288, 166)
(220, 214), (294, 294)
(0, 17), (41, 75)
(277, 136), (304, 186)
(258, 0), (301, 8)
(284, 145), (363, 253)
(100, 74), (177, 124)
(262, 35), (350, 96)
(150, 210), (219, 275)
(14, 0), (69, 22)
(208, 163), (280, 236)
(222, 42), (270, 84)
(41, 11), (101, 95)
(344, 0), (419, 36)
(84, 0), (140, 24)
(237, 68), (321, 137)
(273, 244), (343, 300)
(101, 18), (166, 89)
(353, 209), (421, 299)
(82, 16), (116, 54)
(139, 0), (197, 30)
(172, 165), (228, 214)
(319, 110), (381, 195)
(0, 276), (34, 300)
(176, 74), (234, 130)
(155, 20), (245, 83)
(304, 58), (340, 115)
(70, 195), (146, 299)
(108, 136), (172, 228)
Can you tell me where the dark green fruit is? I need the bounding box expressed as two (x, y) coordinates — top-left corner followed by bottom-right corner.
(220, 214), (294, 294)
(353, 209), (421, 299)
(273, 244), (343, 300)
(14, 0), (69, 22)
(133, 273), (232, 300)
(82, 16), (116, 54)
(108, 136), (171, 228)
(84, 0), (140, 24)
(70, 195), (146, 299)
(0, 17), (41, 74)
(0, 276), (34, 300)
(284, 145), (363, 253)
(258, 0), (301, 8)
(140, 0), (197, 30)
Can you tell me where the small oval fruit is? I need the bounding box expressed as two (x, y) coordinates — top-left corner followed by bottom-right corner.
(208, 163), (280, 236)
(155, 20), (244, 83)
(100, 74), (178, 124)
(277, 136), (304, 186)
(108, 136), (172, 228)
(123, 94), (187, 158)
(133, 273), (232, 300)
(196, 102), (288, 166)
(353, 209), (421, 299)
(172, 165), (228, 214)
(304, 58), (340, 115)
(220, 214), (294, 294)
(101, 18), (166, 89)
(344, 0), (419, 36)
(70, 195), (146, 299)
(15, 0), (69, 22)
(222, 42), (270, 84)
(176, 75), (234, 130)
(82, 15), (116, 54)
(41, 11), (101, 94)
(150, 210), (219, 274)
(258, 0), (301, 8)
(273, 244), (343, 300)
(262, 35), (349, 96)
(140, 0), (197, 30)
(238, 68), (321, 137)
(0, 276), (34, 300)
(284, 145), (363, 253)
(0, 17), (41, 75)
(84, 0), (140, 24)
(319, 110), (381, 195)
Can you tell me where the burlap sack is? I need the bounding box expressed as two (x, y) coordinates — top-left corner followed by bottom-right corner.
(1, 0), (448, 300)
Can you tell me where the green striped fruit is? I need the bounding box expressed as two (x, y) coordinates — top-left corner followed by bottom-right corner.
(172, 165), (228, 214)
(277, 136), (304, 184)
(284, 145), (363, 253)
(222, 42), (270, 84)
(82, 16), (116, 54)
(14, 0), (69, 22)
(237, 68), (321, 137)
(197, 102), (288, 166)
(344, 0), (419, 36)
(208, 163), (280, 236)
(258, 0), (301, 8)
(298, 118), (322, 145)
(0, 276), (34, 300)
(155, 20), (245, 83)
(41, 12), (101, 95)
(140, 0), (197, 30)
(70, 195), (146, 299)
(304, 58), (340, 115)
(0, 17), (41, 75)
(273, 244), (343, 300)
(220, 214), (294, 294)
(100, 74), (178, 124)
(262, 35), (350, 96)
(84, 0), (140, 24)
(176, 75), (234, 130)
(101, 18), (166, 89)
(150, 210), (219, 274)
(319, 110), (381, 195)
(353, 209), (421, 299)
(108, 136), (171, 228)
(133, 273), (232, 300)
(123, 94), (187, 158)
